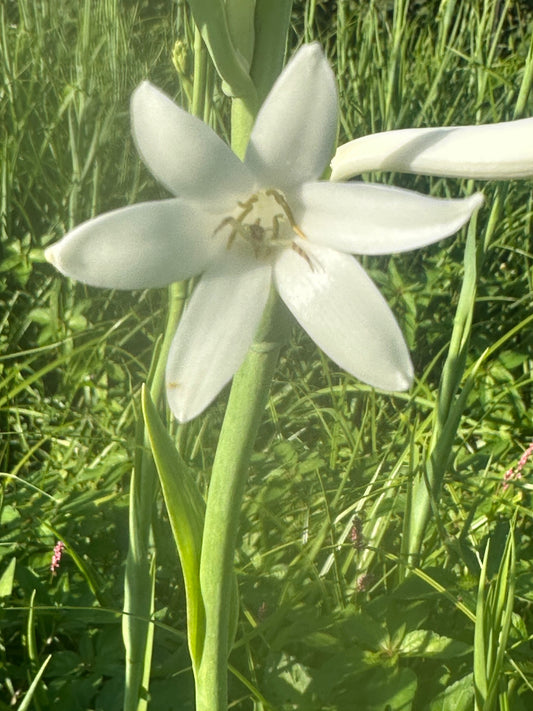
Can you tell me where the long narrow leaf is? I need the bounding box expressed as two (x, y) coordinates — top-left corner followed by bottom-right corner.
(474, 527), (516, 711)
(186, 0), (255, 98)
(142, 386), (206, 670)
(474, 540), (490, 709)
(17, 655), (51, 711)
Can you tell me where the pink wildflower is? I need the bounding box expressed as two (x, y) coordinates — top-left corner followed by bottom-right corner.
(350, 516), (365, 550)
(50, 541), (65, 573)
(502, 441), (533, 490)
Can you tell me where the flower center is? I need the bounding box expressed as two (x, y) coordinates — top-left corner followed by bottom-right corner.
(215, 188), (312, 267)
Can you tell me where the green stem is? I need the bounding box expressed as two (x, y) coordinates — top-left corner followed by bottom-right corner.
(196, 291), (292, 711)
(192, 7), (294, 704)
(192, 26), (207, 120)
(230, 95), (256, 158)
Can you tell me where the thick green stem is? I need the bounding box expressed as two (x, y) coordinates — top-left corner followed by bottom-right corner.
(192, 8), (294, 705)
(230, 95), (256, 158)
(196, 292), (291, 711)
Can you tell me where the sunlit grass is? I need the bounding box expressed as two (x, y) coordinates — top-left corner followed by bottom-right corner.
(1, 0), (533, 709)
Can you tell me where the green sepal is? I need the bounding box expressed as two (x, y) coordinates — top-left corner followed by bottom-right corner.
(141, 385), (206, 671)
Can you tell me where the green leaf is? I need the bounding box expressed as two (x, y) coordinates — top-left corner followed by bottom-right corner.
(142, 386), (205, 670)
(249, 0), (293, 103)
(17, 655), (51, 711)
(473, 528), (516, 711)
(355, 667), (418, 711)
(343, 611), (388, 651)
(186, 0), (255, 98)
(0, 557), (16, 597)
(399, 629), (471, 659)
(429, 674), (474, 711)
(275, 652), (313, 696)
(225, 0), (255, 73)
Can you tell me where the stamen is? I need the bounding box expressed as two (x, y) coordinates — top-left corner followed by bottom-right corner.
(265, 188), (307, 239)
(214, 188), (313, 267)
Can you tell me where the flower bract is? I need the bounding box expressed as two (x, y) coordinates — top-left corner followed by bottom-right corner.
(45, 44), (483, 422)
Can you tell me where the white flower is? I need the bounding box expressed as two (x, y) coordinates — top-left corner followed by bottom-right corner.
(330, 118), (533, 181)
(45, 44), (483, 423)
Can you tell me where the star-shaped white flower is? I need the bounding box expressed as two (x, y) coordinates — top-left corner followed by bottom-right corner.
(45, 44), (483, 422)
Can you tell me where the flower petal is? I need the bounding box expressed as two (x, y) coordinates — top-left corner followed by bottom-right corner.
(45, 199), (222, 289)
(131, 81), (255, 208)
(166, 250), (272, 422)
(293, 181), (483, 254)
(330, 118), (533, 181)
(245, 43), (337, 190)
(274, 241), (413, 391)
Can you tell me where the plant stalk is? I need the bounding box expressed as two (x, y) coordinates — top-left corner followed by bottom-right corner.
(195, 291), (292, 711)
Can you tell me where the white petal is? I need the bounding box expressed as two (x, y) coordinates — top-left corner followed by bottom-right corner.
(293, 182), (483, 254)
(245, 44), (338, 190)
(274, 242), (413, 391)
(166, 251), (272, 422)
(131, 82), (255, 208)
(331, 118), (533, 181)
(45, 199), (222, 289)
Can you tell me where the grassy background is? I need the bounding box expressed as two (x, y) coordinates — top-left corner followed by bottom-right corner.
(1, 0), (533, 709)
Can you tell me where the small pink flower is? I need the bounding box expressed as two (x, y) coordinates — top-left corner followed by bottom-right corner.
(517, 442), (533, 471)
(502, 442), (533, 490)
(356, 573), (372, 592)
(50, 541), (65, 573)
(350, 516), (365, 550)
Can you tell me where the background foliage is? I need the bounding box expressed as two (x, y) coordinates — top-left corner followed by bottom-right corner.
(1, 0), (533, 709)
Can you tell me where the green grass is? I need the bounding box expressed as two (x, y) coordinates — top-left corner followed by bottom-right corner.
(1, 0), (533, 709)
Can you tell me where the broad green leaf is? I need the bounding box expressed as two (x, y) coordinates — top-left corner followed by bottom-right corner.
(142, 386), (206, 670)
(0, 557), (16, 597)
(429, 674), (474, 711)
(355, 667), (418, 711)
(399, 629), (471, 658)
(344, 612), (388, 650)
(276, 652), (313, 696)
